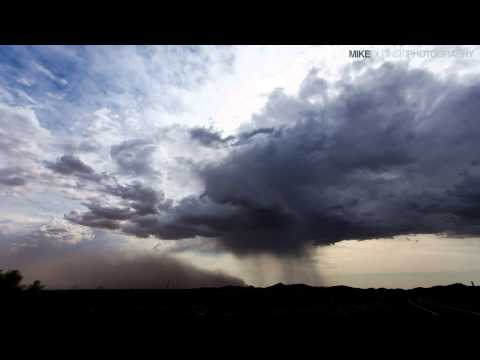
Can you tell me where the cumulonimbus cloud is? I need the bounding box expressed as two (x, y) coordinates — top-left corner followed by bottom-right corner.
(63, 62), (480, 256)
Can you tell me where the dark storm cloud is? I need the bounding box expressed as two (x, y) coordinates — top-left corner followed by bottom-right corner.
(121, 196), (232, 240)
(65, 210), (122, 230)
(189, 127), (234, 147)
(64, 181), (168, 229)
(104, 181), (166, 215)
(66, 62), (480, 256)
(84, 202), (134, 220)
(45, 155), (102, 181)
(233, 127), (275, 145)
(110, 139), (159, 177)
(189, 126), (275, 147)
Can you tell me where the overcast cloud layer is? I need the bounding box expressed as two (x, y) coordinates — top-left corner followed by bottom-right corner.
(1, 45), (480, 287)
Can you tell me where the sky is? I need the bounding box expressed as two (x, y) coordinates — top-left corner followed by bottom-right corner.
(1, 45), (480, 289)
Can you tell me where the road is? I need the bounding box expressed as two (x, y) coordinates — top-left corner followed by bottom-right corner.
(408, 297), (480, 320)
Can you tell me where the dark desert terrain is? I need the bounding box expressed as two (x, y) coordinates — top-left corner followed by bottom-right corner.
(3, 282), (480, 327)
(4, 278), (480, 351)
